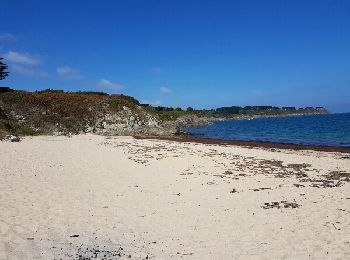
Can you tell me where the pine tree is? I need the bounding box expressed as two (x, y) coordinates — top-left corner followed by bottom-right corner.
(0, 57), (9, 80)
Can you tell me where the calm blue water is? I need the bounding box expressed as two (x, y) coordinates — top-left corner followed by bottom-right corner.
(184, 113), (350, 147)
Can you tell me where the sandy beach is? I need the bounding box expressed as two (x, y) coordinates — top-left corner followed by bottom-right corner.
(1, 134), (350, 259)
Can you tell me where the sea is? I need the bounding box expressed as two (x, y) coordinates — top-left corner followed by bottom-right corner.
(184, 113), (350, 147)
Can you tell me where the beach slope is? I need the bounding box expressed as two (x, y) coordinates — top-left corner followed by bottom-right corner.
(1, 135), (349, 259)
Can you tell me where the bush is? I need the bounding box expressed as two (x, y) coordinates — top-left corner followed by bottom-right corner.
(0, 90), (143, 135)
(0, 87), (14, 93)
(36, 89), (65, 93)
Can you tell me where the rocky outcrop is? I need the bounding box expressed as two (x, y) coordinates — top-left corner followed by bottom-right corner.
(171, 115), (218, 128)
(1, 135), (21, 142)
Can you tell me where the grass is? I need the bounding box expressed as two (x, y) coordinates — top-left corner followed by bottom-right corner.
(142, 106), (205, 121)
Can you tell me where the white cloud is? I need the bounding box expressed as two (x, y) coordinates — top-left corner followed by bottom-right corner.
(141, 100), (162, 106)
(57, 66), (82, 79)
(0, 33), (16, 41)
(160, 86), (173, 94)
(97, 79), (124, 91)
(12, 64), (48, 77)
(4, 51), (41, 65)
(4, 50), (47, 77)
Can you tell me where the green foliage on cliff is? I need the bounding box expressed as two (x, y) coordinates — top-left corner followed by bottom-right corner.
(0, 58), (9, 80)
(142, 104), (206, 121)
(0, 88), (142, 136)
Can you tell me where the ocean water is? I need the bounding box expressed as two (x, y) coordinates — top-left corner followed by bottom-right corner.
(184, 113), (350, 147)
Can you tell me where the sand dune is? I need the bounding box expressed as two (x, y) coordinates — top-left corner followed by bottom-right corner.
(1, 135), (350, 259)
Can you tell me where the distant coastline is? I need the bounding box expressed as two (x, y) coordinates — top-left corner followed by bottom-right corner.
(164, 110), (329, 131)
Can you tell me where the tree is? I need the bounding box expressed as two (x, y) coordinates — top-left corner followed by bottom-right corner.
(0, 58), (9, 80)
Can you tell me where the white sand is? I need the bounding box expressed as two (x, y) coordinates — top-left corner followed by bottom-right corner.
(1, 134), (350, 259)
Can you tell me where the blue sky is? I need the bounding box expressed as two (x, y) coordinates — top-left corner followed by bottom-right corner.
(1, 0), (349, 112)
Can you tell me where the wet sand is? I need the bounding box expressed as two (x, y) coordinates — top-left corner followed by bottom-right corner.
(1, 134), (350, 259)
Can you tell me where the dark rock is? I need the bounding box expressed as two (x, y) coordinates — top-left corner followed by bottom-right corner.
(2, 135), (21, 142)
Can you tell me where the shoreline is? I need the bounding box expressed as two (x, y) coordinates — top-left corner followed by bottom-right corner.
(134, 135), (350, 153)
(216, 111), (330, 121)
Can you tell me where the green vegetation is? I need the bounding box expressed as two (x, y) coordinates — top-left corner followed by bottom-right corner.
(141, 104), (205, 121)
(0, 108), (13, 137)
(0, 88), (142, 136)
(141, 104), (328, 121)
(0, 57), (9, 81)
(0, 87), (14, 93)
(35, 89), (65, 93)
(35, 89), (112, 96)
